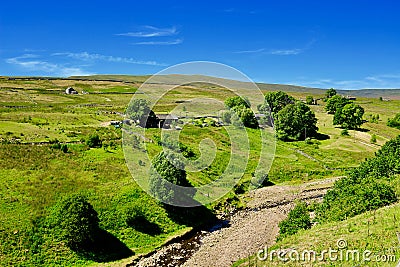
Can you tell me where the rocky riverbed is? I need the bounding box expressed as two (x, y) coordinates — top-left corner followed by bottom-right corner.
(129, 178), (337, 267)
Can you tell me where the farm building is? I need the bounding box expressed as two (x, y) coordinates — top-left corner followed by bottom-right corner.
(65, 87), (78, 94)
(156, 114), (179, 129)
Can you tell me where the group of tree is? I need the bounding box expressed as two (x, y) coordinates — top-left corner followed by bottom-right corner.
(324, 89), (365, 129)
(258, 91), (318, 141)
(222, 96), (258, 128)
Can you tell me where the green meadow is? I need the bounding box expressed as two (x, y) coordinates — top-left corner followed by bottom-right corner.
(0, 76), (399, 265)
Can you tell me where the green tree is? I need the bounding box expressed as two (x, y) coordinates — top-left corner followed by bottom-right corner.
(306, 96), (314, 105)
(325, 95), (351, 114)
(149, 151), (195, 205)
(232, 106), (258, 129)
(224, 96), (258, 129)
(333, 103), (365, 129)
(325, 88), (337, 99)
(259, 91), (295, 115)
(51, 194), (99, 249)
(278, 202), (311, 240)
(126, 99), (157, 127)
(275, 101), (318, 141)
(224, 96), (250, 109)
(387, 113), (400, 129)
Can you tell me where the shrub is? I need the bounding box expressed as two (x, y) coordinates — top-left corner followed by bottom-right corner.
(306, 96), (314, 105)
(387, 113), (400, 129)
(316, 135), (400, 222)
(370, 134), (377, 144)
(61, 144), (68, 153)
(277, 202), (311, 241)
(341, 129), (349, 136)
(49, 194), (99, 249)
(86, 134), (102, 148)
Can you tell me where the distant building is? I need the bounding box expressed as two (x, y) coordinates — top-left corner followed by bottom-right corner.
(156, 114), (179, 129)
(345, 95), (356, 100)
(65, 87), (78, 94)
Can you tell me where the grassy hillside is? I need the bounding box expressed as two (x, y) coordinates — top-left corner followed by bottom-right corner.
(0, 75), (399, 265)
(233, 201), (400, 266)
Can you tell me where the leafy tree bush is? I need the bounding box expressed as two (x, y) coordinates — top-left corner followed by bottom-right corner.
(149, 151), (195, 205)
(316, 176), (396, 222)
(325, 95), (351, 114)
(61, 144), (68, 153)
(259, 91), (295, 115)
(387, 113), (400, 129)
(224, 96), (258, 129)
(370, 134), (377, 144)
(306, 96), (314, 105)
(277, 202), (311, 241)
(251, 170), (271, 187)
(325, 88), (337, 99)
(224, 96), (250, 109)
(341, 129), (349, 136)
(86, 134), (102, 148)
(316, 135), (400, 222)
(232, 106), (258, 128)
(126, 99), (157, 127)
(49, 194), (99, 249)
(221, 110), (232, 124)
(275, 101), (318, 141)
(333, 103), (365, 129)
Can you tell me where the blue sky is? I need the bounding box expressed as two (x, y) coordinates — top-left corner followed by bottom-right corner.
(1, 0), (400, 89)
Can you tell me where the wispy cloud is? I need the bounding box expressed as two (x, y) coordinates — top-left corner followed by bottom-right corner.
(287, 73), (400, 89)
(52, 52), (167, 66)
(268, 48), (303, 55)
(233, 48), (265, 54)
(116, 25), (178, 38)
(132, 39), (183, 45)
(235, 39), (316, 56)
(6, 54), (91, 76)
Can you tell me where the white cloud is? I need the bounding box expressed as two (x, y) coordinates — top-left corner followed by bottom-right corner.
(6, 54), (91, 77)
(132, 39), (183, 45)
(116, 25), (178, 38)
(52, 52), (167, 66)
(268, 48), (303, 55)
(233, 48), (265, 54)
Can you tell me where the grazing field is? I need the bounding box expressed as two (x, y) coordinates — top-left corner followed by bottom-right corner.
(0, 76), (399, 266)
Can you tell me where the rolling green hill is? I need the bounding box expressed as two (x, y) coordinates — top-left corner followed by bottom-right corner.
(0, 75), (399, 266)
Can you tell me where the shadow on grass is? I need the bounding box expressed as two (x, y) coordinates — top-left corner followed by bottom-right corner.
(314, 132), (330, 140)
(126, 214), (162, 236)
(163, 203), (217, 229)
(73, 228), (134, 262)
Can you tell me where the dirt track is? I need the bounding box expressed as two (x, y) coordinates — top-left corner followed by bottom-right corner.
(131, 178), (337, 267)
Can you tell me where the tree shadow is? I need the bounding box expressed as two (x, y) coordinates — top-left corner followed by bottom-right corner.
(73, 228), (134, 262)
(126, 214), (162, 236)
(314, 132), (330, 140)
(357, 128), (370, 132)
(164, 203), (217, 229)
